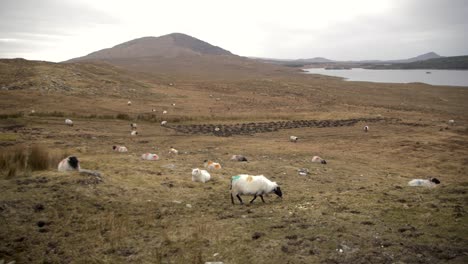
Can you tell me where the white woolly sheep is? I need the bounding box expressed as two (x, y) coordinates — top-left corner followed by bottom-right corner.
(311, 156), (327, 164)
(130, 123), (137, 130)
(163, 110), (167, 114)
(408, 178), (440, 187)
(204, 160), (222, 170)
(231, 155), (248, 162)
(31, 109), (35, 114)
(127, 101), (132, 106)
(171, 103), (176, 106)
(191, 168), (211, 183)
(289, 136), (299, 142)
(141, 153), (159, 160)
(161, 121), (167, 126)
(131, 130), (138, 136)
(113, 145), (128, 152)
(65, 119), (73, 126)
(364, 125), (369, 132)
(169, 147), (178, 155)
(230, 174), (282, 205)
(448, 120), (455, 126)
(58, 156), (80, 172)
(152, 109), (156, 112)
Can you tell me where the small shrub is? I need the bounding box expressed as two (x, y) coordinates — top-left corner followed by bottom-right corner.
(116, 113), (131, 120)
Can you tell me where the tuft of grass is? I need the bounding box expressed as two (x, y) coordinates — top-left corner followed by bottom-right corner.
(0, 133), (17, 141)
(28, 145), (50, 171)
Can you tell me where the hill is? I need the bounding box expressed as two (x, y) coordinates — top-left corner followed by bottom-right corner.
(364, 55), (468, 69)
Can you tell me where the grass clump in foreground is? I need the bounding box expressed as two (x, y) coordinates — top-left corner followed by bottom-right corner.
(0, 144), (67, 178)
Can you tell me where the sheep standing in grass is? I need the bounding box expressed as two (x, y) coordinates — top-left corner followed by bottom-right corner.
(290, 136), (299, 142)
(204, 160), (222, 170)
(230, 174), (282, 205)
(113, 145), (128, 152)
(408, 178), (440, 187)
(131, 130), (138, 136)
(130, 123), (137, 130)
(65, 119), (73, 126)
(141, 153), (159, 160)
(58, 156), (80, 172)
(448, 120), (455, 126)
(231, 155), (248, 162)
(161, 121), (167, 126)
(312, 156), (327, 164)
(364, 125), (369, 132)
(127, 101), (132, 106)
(191, 168), (211, 183)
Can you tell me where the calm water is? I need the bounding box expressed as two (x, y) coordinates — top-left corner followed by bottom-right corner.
(303, 68), (468, 87)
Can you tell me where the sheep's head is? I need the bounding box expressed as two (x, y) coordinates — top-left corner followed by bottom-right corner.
(321, 159), (327, 164)
(431, 178), (441, 184)
(68, 156), (79, 169)
(112, 146), (117, 150)
(192, 168), (200, 176)
(273, 186), (283, 198)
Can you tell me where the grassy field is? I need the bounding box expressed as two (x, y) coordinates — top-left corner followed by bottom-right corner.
(0, 59), (467, 263)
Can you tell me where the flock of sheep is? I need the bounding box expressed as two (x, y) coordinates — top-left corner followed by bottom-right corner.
(57, 106), (453, 205)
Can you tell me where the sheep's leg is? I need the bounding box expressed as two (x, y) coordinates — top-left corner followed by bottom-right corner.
(231, 193), (235, 205)
(250, 195), (258, 204)
(260, 195), (265, 203)
(236, 194), (244, 204)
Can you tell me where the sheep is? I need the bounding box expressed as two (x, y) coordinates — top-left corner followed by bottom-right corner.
(31, 109), (35, 114)
(141, 153), (159, 160)
(408, 177), (440, 187)
(169, 146), (178, 155)
(448, 120), (455, 126)
(131, 131), (138, 136)
(65, 119), (73, 126)
(163, 110), (167, 114)
(289, 136), (299, 142)
(127, 100), (132, 106)
(58, 156), (80, 172)
(298, 168), (309, 176)
(191, 168), (211, 183)
(204, 160), (222, 170)
(152, 109), (156, 112)
(161, 121), (167, 126)
(230, 174), (282, 205)
(364, 125), (369, 132)
(171, 103), (176, 106)
(231, 155), (248, 162)
(214, 127), (220, 132)
(311, 156), (327, 164)
(130, 123), (137, 130)
(112, 145), (128, 152)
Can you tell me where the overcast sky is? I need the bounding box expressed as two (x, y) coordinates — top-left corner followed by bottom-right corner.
(1, 0), (467, 62)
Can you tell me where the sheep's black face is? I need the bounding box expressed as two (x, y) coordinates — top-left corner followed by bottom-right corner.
(274, 187), (283, 198)
(112, 146), (117, 150)
(321, 160), (327, 164)
(431, 178), (441, 184)
(68, 156), (79, 169)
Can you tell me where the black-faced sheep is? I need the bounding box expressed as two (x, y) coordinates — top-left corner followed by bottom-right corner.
(230, 174), (282, 204)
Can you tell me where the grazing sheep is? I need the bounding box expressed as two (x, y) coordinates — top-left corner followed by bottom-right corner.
(231, 155), (248, 162)
(230, 174), (282, 205)
(161, 121), (167, 126)
(289, 136), (299, 142)
(163, 110), (167, 114)
(169, 146), (178, 155)
(58, 156), (80, 172)
(112, 145), (128, 152)
(364, 125), (369, 132)
(131, 130), (138, 136)
(130, 123), (137, 130)
(65, 119), (73, 126)
(204, 160), (222, 170)
(408, 178), (440, 187)
(141, 153), (159, 160)
(127, 101), (132, 106)
(191, 168), (211, 183)
(448, 120), (455, 126)
(311, 156), (327, 164)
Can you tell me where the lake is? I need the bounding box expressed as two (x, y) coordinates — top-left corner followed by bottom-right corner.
(303, 68), (468, 87)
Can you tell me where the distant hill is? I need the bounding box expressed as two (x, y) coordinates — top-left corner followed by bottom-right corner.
(364, 55), (468, 70)
(66, 33), (291, 79)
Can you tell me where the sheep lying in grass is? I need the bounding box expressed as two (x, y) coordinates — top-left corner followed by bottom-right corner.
(191, 168), (211, 183)
(289, 136), (299, 142)
(163, 110), (167, 114)
(161, 121), (167, 126)
(65, 119), (73, 126)
(58, 156), (80, 171)
(311, 156), (327, 164)
(408, 178), (440, 187)
(230, 174), (282, 205)
(231, 155), (248, 162)
(113, 145), (128, 152)
(169, 147), (178, 155)
(364, 125), (369, 132)
(131, 131), (138, 136)
(141, 153), (159, 160)
(127, 101), (132, 106)
(204, 160), (222, 170)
